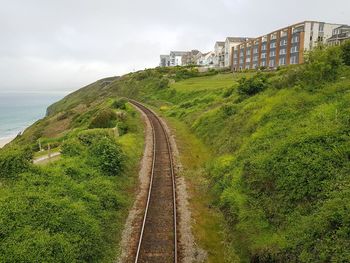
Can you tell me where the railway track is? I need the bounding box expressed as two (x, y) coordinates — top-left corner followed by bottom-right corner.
(129, 100), (177, 263)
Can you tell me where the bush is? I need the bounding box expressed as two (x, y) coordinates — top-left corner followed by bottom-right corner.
(61, 139), (84, 157)
(341, 40), (350, 66)
(237, 73), (268, 96)
(221, 104), (237, 117)
(117, 122), (128, 136)
(174, 68), (199, 81)
(300, 45), (343, 90)
(89, 137), (124, 176)
(222, 87), (234, 98)
(158, 77), (169, 89)
(77, 129), (112, 146)
(89, 109), (117, 129)
(112, 98), (127, 110)
(0, 147), (33, 179)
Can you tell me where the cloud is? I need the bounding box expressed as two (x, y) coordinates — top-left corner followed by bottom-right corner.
(0, 0), (349, 92)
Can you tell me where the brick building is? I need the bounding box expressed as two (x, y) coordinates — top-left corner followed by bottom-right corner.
(232, 21), (342, 71)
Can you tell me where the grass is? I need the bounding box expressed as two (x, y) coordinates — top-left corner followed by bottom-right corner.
(170, 73), (236, 91)
(158, 114), (240, 262)
(2, 43), (349, 262)
(34, 147), (60, 158)
(0, 99), (145, 262)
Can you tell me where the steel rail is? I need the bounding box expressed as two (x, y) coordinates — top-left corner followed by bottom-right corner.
(130, 100), (177, 263)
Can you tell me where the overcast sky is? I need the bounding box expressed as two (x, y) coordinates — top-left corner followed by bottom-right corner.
(0, 0), (349, 93)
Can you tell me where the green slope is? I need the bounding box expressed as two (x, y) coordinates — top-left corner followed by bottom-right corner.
(1, 42), (349, 262)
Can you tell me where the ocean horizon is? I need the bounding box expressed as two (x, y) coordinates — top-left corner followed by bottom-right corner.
(0, 91), (67, 140)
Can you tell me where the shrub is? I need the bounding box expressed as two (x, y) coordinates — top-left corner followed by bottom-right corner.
(77, 129), (112, 146)
(0, 147), (33, 179)
(237, 73), (268, 96)
(300, 45), (343, 90)
(89, 109), (117, 129)
(61, 139), (84, 157)
(174, 68), (199, 81)
(221, 104), (237, 117)
(112, 98), (127, 110)
(89, 137), (124, 176)
(341, 40), (350, 66)
(117, 122), (128, 136)
(158, 77), (169, 89)
(223, 87), (234, 98)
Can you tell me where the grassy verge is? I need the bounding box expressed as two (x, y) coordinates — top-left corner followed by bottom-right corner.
(161, 115), (240, 262)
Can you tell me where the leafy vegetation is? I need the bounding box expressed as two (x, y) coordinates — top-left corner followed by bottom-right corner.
(2, 41), (349, 262)
(237, 72), (268, 96)
(89, 109), (117, 129)
(102, 42), (350, 262)
(0, 99), (144, 262)
(341, 40), (350, 66)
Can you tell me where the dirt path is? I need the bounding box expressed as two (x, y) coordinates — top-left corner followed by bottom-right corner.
(33, 152), (61, 164)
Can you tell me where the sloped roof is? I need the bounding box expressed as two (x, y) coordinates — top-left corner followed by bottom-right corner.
(190, 49), (201, 55)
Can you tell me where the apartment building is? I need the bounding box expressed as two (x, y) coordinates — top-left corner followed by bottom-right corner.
(197, 51), (215, 66)
(214, 41), (225, 67)
(232, 21), (342, 71)
(182, 50), (201, 65)
(327, 25), (350, 46)
(159, 55), (170, 67)
(224, 37), (253, 68)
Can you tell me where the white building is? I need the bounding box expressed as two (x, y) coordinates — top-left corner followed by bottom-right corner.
(197, 51), (215, 66)
(224, 37), (253, 68)
(159, 55), (170, 67)
(214, 41), (225, 67)
(303, 21), (342, 50)
(169, 51), (190, 66)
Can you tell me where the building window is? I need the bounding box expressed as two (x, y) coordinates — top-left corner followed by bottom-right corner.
(270, 50), (276, 57)
(270, 42), (276, 48)
(290, 56), (297, 64)
(239, 58), (243, 63)
(262, 44), (267, 51)
(261, 61), (266, 67)
(293, 26), (304, 34)
(253, 48), (258, 54)
(279, 48), (286, 55)
(280, 39), (287, 46)
(245, 64), (250, 69)
(253, 56), (258, 62)
(281, 31), (288, 37)
(292, 36), (299, 43)
(246, 57), (251, 63)
(279, 57), (286, 66)
(270, 34), (277, 40)
(269, 59), (275, 67)
(319, 23), (324, 32)
(246, 49), (251, 56)
(291, 46), (299, 53)
(261, 52), (267, 59)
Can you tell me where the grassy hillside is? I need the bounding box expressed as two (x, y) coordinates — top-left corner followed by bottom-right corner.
(103, 43), (348, 262)
(0, 96), (144, 262)
(1, 42), (349, 262)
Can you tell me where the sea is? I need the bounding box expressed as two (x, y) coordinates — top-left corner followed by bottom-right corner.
(0, 92), (67, 140)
